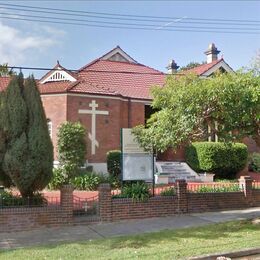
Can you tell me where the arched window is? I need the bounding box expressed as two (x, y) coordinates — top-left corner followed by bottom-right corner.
(47, 119), (52, 138)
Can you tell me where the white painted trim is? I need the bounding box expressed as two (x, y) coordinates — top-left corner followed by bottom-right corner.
(101, 47), (137, 63)
(202, 60), (234, 77)
(40, 68), (77, 83)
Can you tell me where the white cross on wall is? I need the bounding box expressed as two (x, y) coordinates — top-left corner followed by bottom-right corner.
(79, 100), (109, 155)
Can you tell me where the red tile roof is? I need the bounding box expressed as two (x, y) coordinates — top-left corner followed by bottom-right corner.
(181, 59), (222, 75)
(74, 60), (166, 99)
(38, 81), (76, 94)
(0, 76), (11, 92)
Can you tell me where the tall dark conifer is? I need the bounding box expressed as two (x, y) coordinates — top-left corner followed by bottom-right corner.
(2, 74), (53, 197)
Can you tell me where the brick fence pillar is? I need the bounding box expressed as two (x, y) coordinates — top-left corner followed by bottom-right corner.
(60, 184), (74, 223)
(239, 176), (253, 206)
(98, 183), (112, 222)
(176, 179), (188, 213)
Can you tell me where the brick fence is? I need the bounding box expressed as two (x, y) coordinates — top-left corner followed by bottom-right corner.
(98, 176), (260, 222)
(1, 177), (260, 232)
(0, 185), (73, 232)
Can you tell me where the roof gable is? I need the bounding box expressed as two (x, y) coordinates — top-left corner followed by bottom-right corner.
(182, 59), (233, 76)
(100, 46), (137, 63)
(40, 63), (77, 84)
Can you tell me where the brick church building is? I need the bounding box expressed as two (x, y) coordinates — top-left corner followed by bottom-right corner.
(0, 44), (258, 172)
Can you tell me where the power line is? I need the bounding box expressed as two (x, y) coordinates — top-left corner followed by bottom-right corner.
(1, 11), (259, 31)
(1, 15), (259, 34)
(0, 2), (259, 24)
(0, 5), (260, 27)
(6, 66), (171, 75)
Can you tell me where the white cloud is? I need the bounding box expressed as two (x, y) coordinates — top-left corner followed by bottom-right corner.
(0, 21), (65, 64)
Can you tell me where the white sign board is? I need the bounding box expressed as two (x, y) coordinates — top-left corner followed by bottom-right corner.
(121, 128), (153, 181)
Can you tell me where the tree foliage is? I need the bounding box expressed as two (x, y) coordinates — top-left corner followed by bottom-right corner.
(57, 121), (86, 184)
(133, 72), (260, 152)
(0, 74), (53, 196)
(179, 61), (205, 71)
(0, 64), (14, 76)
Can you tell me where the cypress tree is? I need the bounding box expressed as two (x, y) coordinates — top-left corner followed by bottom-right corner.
(0, 90), (12, 187)
(2, 74), (53, 197)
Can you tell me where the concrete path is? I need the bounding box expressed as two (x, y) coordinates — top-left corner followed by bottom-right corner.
(0, 207), (259, 250)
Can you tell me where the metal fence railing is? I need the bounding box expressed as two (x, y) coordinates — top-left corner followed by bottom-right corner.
(187, 182), (241, 193)
(252, 181), (260, 190)
(0, 195), (60, 208)
(73, 195), (99, 216)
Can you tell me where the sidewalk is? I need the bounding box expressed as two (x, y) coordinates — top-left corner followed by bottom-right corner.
(0, 207), (259, 250)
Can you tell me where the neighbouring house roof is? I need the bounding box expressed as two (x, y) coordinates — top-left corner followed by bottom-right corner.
(181, 58), (233, 76)
(0, 76), (11, 92)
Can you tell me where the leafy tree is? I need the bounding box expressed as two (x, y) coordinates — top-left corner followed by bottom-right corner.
(0, 64), (13, 76)
(180, 61), (205, 71)
(0, 74), (53, 197)
(57, 122), (86, 184)
(133, 72), (260, 152)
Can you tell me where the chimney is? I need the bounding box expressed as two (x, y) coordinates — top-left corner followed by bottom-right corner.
(204, 43), (220, 64)
(166, 59), (179, 74)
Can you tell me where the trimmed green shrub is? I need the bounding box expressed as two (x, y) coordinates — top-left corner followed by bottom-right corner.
(186, 142), (248, 179)
(160, 187), (176, 196)
(107, 150), (121, 178)
(249, 153), (260, 172)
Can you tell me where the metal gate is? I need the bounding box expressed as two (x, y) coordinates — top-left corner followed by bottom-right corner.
(73, 194), (100, 222)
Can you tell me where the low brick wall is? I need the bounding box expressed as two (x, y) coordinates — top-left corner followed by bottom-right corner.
(188, 192), (247, 213)
(112, 196), (178, 221)
(99, 177), (260, 222)
(252, 190), (260, 206)
(0, 185), (73, 233)
(0, 207), (70, 232)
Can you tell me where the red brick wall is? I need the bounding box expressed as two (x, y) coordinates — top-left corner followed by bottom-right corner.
(99, 178), (260, 222)
(0, 185), (73, 233)
(187, 192), (247, 213)
(252, 190), (260, 206)
(41, 95), (67, 159)
(243, 137), (260, 153)
(112, 196), (178, 221)
(0, 207), (69, 232)
(66, 95), (145, 163)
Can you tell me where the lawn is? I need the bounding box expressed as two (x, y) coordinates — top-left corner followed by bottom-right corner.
(0, 220), (259, 260)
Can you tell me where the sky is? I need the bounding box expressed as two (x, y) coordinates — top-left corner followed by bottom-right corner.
(0, 0), (259, 78)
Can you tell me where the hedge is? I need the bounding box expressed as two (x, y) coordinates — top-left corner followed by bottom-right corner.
(185, 142), (248, 179)
(107, 150), (121, 177)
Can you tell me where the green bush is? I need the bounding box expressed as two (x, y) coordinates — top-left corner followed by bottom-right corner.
(107, 150), (121, 178)
(72, 171), (101, 191)
(48, 168), (121, 191)
(160, 187), (176, 196)
(248, 153), (260, 172)
(186, 142), (248, 179)
(47, 168), (65, 190)
(115, 181), (150, 202)
(0, 191), (47, 207)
